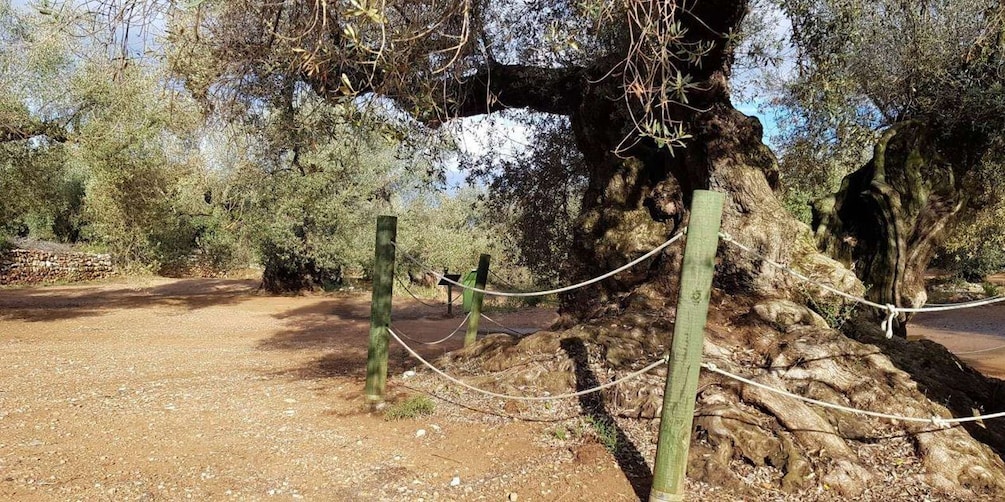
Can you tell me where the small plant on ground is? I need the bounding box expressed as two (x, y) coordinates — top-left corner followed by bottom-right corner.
(585, 416), (619, 452)
(983, 281), (1002, 297)
(383, 395), (436, 420)
(550, 426), (569, 441)
(800, 285), (859, 329)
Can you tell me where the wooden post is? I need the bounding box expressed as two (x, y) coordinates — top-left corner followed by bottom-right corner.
(365, 215), (397, 403)
(464, 254), (491, 347)
(445, 268), (453, 316)
(650, 190), (724, 502)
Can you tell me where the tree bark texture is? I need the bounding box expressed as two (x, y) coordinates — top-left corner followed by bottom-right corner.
(812, 122), (967, 336)
(294, 0), (1005, 496)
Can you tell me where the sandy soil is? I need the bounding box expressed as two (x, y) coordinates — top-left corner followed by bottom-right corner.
(0, 277), (640, 501)
(911, 303), (1005, 379)
(3, 277), (1004, 501)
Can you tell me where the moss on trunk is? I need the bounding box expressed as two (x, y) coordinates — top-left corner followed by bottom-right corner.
(813, 122), (967, 336)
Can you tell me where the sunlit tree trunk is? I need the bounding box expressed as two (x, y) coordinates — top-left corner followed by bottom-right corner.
(813, 122), (971, 336)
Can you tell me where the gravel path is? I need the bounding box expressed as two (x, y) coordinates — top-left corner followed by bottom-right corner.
(0, 278), (636, 501)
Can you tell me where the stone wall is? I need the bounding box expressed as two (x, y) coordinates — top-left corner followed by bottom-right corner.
(0, 248), (114, 285)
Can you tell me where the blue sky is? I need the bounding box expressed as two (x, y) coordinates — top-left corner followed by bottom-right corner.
(735, 100), (781, 148)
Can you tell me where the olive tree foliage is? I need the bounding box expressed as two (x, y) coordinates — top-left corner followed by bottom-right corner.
(0, 1), (78, 239)
(175, 75), (505, 291)
(465, 114), (589, 284)
(72, 63), (213, 268)
(937, 158), (1005, 281)
(772, 0), (1005, 204)
(0, 2), (235, 271)
(154, 0), (747, 299)
(764, 0), (1005, 311)
(394, 186), (512, 281)
(226, 89), (435, 291)
(163, 0), (702, 140)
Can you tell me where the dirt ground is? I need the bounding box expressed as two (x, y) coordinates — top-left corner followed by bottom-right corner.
(2, 277), (1004, 501)
(0, 277), (641, 501)
(911, 303), (1005, 379)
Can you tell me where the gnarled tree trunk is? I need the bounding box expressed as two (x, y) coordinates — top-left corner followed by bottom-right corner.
(812, 122), (969, 336)
(290, 0), (1005, 497)
(561, 1), (856, 322)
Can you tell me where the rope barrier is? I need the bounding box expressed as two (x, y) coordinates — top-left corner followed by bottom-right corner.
(382, 227), (1005, 428)
(395, 275), (441, 308)
(891, 295), (1005, 313)
(954, 343), (1005, 356)
(388, 327), (668, 401)
(392, 228), (687, 298)
(701, 362), (1005, 428)
(479, 313), (526, 336)
(393, 314), (472, 346)
(921, 296), (1005, 308)
(719, 233), (1005, 338)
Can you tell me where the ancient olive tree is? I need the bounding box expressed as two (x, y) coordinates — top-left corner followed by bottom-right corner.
(130, 0), (1005, 497)
(775, 0), (1005, 334)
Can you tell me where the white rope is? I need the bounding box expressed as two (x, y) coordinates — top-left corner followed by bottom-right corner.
(702, 362), (1005, 427)
(921, 296), (1005, 308)
(479, 313), (525, 335)
(892, 296), (1005, 313)
(882, 304), (897, 339)
(388, 327), (668, 401)
(720, 233), (1005, 338)
(954, 343), (1005, 356)
(718, 233), (887, 310)
(393, 314), (471, 346)
(392, 228), (687, 298)
(395, 275), (441, 308)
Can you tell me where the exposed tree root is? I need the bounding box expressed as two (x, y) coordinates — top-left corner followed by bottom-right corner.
(429, 297), (1005, 499)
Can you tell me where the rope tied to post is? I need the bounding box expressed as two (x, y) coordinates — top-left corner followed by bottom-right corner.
(390, 227), (688, 298)
(882, 304), (898, 339)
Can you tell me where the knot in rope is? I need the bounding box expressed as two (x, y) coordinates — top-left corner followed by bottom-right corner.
(931, 416), (951, 429)
(717, 231), (732, 242)
(703, 362), (718, 372)
(881, 304), (898, 339)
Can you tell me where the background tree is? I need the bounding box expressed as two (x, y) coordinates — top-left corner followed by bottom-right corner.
(31, 0), (1005, 497)
(0, 1), (78, 240)
(467, 114), (589, 285)
(775, 0), (1005, 332)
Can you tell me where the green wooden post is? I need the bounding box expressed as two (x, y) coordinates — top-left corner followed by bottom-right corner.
(464, 254), (491, 347)
(650, 190), (724, 502)
(365, 215), (397, 403)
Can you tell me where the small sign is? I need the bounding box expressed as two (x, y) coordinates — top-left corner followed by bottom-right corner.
(437, 274), (462, 286)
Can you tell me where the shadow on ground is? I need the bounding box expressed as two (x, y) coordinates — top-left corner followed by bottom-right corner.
(259, 297), (473, 383)
(0, 279), (259, 322)
(561, 337), (653, 500)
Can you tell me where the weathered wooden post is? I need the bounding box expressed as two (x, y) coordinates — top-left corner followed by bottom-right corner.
(365, 215), (397, 403)
(445, 268), (453, 316)
(464, 254), (491, 347)
(650, 190), (724, 502)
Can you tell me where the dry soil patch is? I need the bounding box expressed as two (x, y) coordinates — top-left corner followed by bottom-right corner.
(0, 278), (637, 501)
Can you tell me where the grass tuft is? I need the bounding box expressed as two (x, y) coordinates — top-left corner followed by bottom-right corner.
(383, 395), (436, 421)
(585, 416), (619, 452)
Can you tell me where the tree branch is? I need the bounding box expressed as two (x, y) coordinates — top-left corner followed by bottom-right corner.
(445, 61), (585, 118)
(305, 60), (585, 124)
(0, 120), (68, 143)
